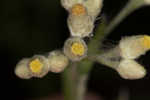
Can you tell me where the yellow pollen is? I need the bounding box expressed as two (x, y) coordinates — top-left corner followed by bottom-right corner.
(142, 35), (150, 49)
(29, 59), (43, 73)
(71, 4), (86, 16)
(71, 42), (85, 56)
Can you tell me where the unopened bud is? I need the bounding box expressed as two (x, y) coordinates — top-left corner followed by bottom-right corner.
(15, 58), (32, 79)
(119, 35), (150, 59)
(48, 50), (69, 73)
(63, 37), (87, 61)
(116, 59), (146, 79)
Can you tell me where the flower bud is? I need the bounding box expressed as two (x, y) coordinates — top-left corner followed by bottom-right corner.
(15, 58), (32, 79)
(28, 55), (49, 78)
(84, 0), (103, 20)
(48, 50), (69, 73)
(119, 35), (150, 59)
(63, 37), (87, 61)
(116, 59), (146, 79)
(68, 12), (94, 37)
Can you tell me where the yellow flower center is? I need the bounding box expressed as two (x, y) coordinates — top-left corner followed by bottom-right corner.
(29, 59), (43, 73)
(142, 35), (150, 49)
(71, 4), (86, 16)
(71, 42), (85, 56)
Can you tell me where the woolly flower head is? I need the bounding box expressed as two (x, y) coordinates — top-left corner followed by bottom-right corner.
(15, 58), (32, 79)
(63, 37), (87, 61)
(62, 0), (103, 37)
(67, 3), (94, 37)
(67, 12), (94, 37)
(116, 59), (146, 79)
(15, 55), (49, 79)
(96, 47), (147, 79)
(48, 50), (69, 73)
(119, 35), (150, 59)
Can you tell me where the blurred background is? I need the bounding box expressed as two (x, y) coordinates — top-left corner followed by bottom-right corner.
(1, 0), (150, 100)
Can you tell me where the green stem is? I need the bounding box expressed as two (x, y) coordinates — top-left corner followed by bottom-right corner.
(62, 63), (77, 100)
(105, 0), (144, 34)
(62, 63), (88, 100)
(88, 47), (121, 70)
(62, 19), (106, 100)
(78, 19), (107, 75)
(76, 74), (88, 100)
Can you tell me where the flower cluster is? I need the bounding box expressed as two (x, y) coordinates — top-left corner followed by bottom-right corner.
(61, 0), (103, 37)
(15, 0), (103, 79)
(62, 0), (103, 61)
(97, 35), (150, 79)
(15, 51), (69, 79)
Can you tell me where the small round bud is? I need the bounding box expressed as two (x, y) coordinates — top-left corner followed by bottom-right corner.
(68, 13), (94, 37)
(28, 55), (49, 78)
(116, 59), (146, 79)
(48, 50), (69, 73)
(84, 0), (103, 20)
(15, 58), (32, 79)
(119, 35), (150, 59)
(63, 37), (87, 61)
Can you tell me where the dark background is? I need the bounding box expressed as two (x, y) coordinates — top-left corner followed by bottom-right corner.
(1, 0), (150, 100)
